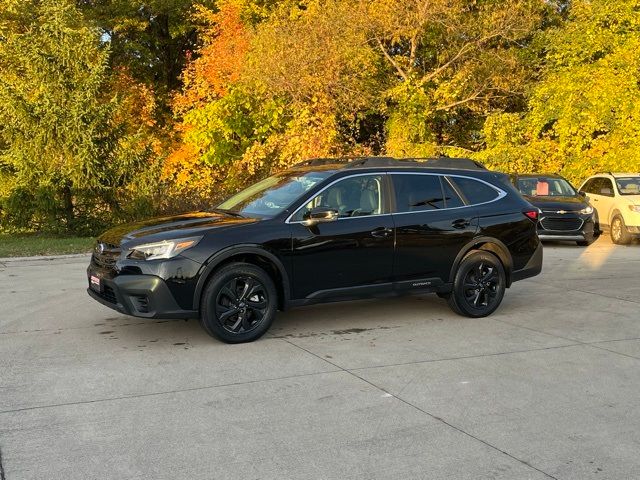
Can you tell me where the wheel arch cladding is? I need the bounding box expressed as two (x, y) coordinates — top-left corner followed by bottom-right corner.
(449, 237), (513, 287)
(610, 209), (622, 225)
(193, 246), (290, 311)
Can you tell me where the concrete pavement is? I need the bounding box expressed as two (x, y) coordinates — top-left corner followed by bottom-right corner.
(1, 237), (639, 479)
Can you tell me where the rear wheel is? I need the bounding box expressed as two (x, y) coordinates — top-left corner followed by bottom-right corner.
(447, 251), (506, 318)
(200, 262), (277, 343)
(611, 216), (632, 245)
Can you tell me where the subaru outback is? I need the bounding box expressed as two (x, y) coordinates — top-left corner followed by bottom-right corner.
(87, 157), (543, 343)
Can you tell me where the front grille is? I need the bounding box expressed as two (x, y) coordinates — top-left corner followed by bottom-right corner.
(92, 241), (121, 271)
(541, 216), (583, 232)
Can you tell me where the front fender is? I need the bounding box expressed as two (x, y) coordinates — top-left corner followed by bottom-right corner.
(192, 244), (291, 311)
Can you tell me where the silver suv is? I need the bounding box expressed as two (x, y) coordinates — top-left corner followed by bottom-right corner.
(579, 173), (640, 244)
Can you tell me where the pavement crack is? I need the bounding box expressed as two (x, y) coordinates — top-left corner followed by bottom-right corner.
(493, 318), (640, 363)
(0, 369), (341, 416)
(349, 370), (560, 480)
(350, 343), (580, 371)
(282, 338), (559, 480)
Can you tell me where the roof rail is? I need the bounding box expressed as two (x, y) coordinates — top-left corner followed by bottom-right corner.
(295, 156), (487, 170)
(293, 158), (352, 167)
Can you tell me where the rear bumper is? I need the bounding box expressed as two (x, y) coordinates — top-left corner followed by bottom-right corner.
(511, 242), (543, 283)
(87, 270), (196, 319)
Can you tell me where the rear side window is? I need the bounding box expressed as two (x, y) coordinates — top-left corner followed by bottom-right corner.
(442, 178), (465, 208)
(393, 174), (445, 212)
(449, 176), (500, 205)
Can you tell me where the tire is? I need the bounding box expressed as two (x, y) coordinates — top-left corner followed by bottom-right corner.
(447, 250), (506, 318)
(610, 215), (632, 245)
(199, 262), (277, 343)
(576, 234), (595, 247)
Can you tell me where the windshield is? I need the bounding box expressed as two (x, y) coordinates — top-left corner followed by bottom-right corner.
(516, 177), (576, 197)
(615, 177), (640, 195)
(217, 170), (335, 217)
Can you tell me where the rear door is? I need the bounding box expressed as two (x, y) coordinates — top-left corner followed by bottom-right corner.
(391, 173), (478, 289)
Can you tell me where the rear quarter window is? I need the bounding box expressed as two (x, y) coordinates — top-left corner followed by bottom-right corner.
(449, 176), (501, 205)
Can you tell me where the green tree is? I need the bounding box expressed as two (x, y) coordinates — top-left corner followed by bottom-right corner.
(79, 0), (215, 95)
(0, 0), (159, 233)
(479, 0), (640, 182)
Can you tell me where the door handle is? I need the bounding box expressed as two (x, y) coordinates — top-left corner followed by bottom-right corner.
(452, 219), (471, 229)
(371, 227), (392, 238)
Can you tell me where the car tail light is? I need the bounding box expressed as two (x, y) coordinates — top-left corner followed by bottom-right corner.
(523, 208), (539, 221)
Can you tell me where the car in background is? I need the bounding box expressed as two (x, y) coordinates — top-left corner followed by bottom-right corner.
(87, 157), (543, 343)
(511, 173), (597, 246)
(578, 173), (640, 245)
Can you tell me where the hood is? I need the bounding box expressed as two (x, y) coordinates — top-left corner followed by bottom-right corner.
(621, 194), (640, 204)
(523, 195), (588, 211)
(98, 211), (259, 247)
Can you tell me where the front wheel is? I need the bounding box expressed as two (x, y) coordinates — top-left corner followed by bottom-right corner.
(200, 262), (277, 343)
(611, 216), (632, 245)
(447, 251), (506, 318)
(576, 234), (595, 247)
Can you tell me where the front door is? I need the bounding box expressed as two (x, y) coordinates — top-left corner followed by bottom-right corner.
(289, 174), (394, 299)
(585, 177), (615, 226)
(391, 173), (478, 287)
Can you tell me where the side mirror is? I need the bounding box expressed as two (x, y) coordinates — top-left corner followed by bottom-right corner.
(578, 191), (586, 197)
(302, 207), (339, 226)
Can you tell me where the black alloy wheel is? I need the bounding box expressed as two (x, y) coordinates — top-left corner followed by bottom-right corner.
(216, 276), (268, 334)
(447, 251), (506, 318)
(200, 262), (277, 343)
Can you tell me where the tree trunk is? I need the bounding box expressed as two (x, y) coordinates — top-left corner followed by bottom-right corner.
(61, 184), (74, 230)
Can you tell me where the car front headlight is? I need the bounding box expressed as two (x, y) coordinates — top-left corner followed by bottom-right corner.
(628, 205), (640, 213)
(579, 205), (594, 215)
(127, 236), (202, 260)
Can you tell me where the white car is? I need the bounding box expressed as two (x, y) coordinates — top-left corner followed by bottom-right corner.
(578, 173), (640, 244)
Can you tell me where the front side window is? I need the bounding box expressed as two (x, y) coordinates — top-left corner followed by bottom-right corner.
(450, 176), (501, 204)
(393, 174), (446, 212)
(218, 170), (335, 218)
(581, 179), (595, 194)
(515, 177), (576, 197)
(615, 177), (640, 195)
(596, 178), (614, 196)
(293, 174), (385, 221)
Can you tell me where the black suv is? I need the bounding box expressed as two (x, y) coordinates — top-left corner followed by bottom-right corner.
(87, 157), (542, 343)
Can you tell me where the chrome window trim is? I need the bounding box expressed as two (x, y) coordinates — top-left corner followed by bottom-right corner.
(285, 171), (507, 224)
(389, 172), (507, 215)
(285, 173), (389, 224)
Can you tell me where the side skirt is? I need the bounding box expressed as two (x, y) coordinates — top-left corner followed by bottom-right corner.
(286, 279), (452, 309)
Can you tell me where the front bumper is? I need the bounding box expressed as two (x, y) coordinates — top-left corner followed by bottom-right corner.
(87, 270), (197, 319)
(537, 214), (595, 242)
